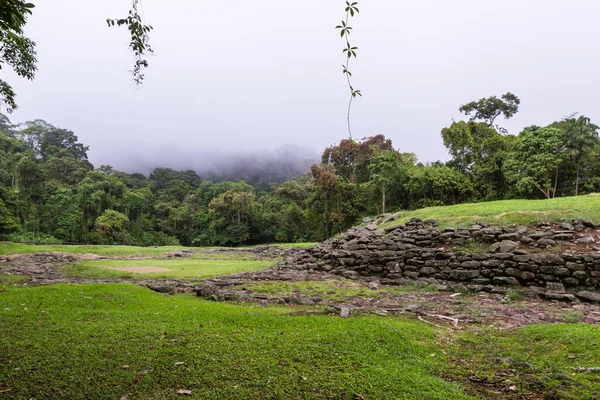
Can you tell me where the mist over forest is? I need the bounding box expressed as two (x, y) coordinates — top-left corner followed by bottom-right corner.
(2, 92), (600, 247)
(108, 145), (320, 188)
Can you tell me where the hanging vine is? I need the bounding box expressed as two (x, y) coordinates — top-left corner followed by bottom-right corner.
(107, 0), (153, 84)
(336, 1), (361, 140)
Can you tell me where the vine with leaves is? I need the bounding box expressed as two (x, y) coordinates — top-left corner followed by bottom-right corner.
(336, 1), (361, 140)
(107, 0), (153, 85)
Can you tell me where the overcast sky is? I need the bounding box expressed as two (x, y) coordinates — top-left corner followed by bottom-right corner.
(6, 0), (600, 171)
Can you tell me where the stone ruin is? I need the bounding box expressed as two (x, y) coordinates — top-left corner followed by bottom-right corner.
(273, 218), (600, 303)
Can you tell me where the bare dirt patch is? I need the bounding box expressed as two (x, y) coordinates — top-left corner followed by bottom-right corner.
(109, 266), (171, 273)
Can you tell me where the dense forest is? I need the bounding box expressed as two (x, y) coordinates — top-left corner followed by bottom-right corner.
(1, 94), (599, 246)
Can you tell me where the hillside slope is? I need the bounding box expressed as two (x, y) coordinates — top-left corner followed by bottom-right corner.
(379, 194), (600, 229)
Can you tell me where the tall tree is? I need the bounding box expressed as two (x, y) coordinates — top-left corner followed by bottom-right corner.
(563, 115), (600, 196)
(459, 93), (520, 129)
(504, 127), (566, 199)
(0, 1), (36, 113)
(321, 134), (394, 184)
(367, 150), (402, 214)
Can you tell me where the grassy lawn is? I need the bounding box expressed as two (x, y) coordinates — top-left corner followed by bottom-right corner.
(62, 253), (275, 280)
(381, 194), (600, 229)
(0, 284), (472, 400)
(0, 242), (316, 257)
(451, 324), (600, 399)
(236, 280), (439, 303)
(0, 243), (197, 257)
(0, 274), (28, 286)
(244, 242), (318, 249)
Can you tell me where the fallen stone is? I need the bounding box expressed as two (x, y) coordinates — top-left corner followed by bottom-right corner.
(577, 291), (600, 304)
(195, 283), (221, 300)
(542, 292), (577, 302)
(581, 219), (596, 228)
(368, 280), (381, 290)
(577, 236), (595, 244)
(340, 307), (351, 318)
(146, 284), (175, 294)
(489, 240), (519, 253)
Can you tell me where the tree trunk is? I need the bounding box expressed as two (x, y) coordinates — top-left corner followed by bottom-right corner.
(576, 159), (581, 196)
(553, 167), (559, 198)
(382, 184), (386, 214)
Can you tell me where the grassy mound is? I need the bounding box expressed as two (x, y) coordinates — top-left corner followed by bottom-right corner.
(381, 194), (600, 229)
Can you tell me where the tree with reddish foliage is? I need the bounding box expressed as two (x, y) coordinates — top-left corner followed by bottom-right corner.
(321, 134), (396, 184)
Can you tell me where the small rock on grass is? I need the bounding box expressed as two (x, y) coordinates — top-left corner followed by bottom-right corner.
(340, 307), (351, 318)
(177, 389), (192, 395)
(368, 280), (381, 290)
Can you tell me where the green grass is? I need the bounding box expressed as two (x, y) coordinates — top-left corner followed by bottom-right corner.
(0, 242), (317, 257)
(381, 194), (600, 229)
(236, 280), (439, 304)
(0, 284), (473, 399)
(506, 288), (525, 302)
(451, 324), (600, 399)
(0, 243), (198, 257)
(63, 253), (275, 280)
(0, 274), (28, 285)
(243, 242), (318, 249)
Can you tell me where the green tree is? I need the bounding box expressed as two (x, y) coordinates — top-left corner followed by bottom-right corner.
(208, 191), (255, 245)
(504, 127), (567, 199)
(564, 115), (600, 196)
(406, 165), (474, 207)
(95, 209), (129, 244)
(321, 134), (394, 184)
(459, 92), (520, 128)
(441, 121), (513, 199)
(367, 150), (402, 214)
(0, 186), (19, 235)
(0, 1), (36, 113)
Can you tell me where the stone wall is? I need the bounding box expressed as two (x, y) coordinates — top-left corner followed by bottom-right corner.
(276, 218), (600, 300)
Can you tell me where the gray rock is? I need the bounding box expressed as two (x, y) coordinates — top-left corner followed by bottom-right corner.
(492, 276), (519, 286)
(147, 284), (175, 294)
(340, 307), (351, 318)
(195, 283), (220, 299)
(519, 236), (534, 244)
(448, 282), (467, 292)
(545, 282), (566, 292)
(489, 240), (519, 253)
(577, 291), (600, 303)
(368, 280), (381, 290)
(553, 233), (574, 241)
(449, 270), (480, 280)
(542, 292), (577, 302)
(559, 222), (575, 231)
(581, 219), (596, 228)
(461, 261), (482, 269)
(531, 254), (565, 265)
(577, 236), (595, 244)
(498, 233), (519, 241)
(536, 238), (557, 247)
